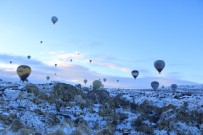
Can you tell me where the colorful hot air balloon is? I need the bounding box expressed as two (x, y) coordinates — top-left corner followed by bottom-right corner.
(154, 60), (165, 74)
(17, 65), (31, 82)
(10, 61), (12, 64)
(70, 59), (72, 62)
(84, 79), (87, 84)
(131, 70), (139, 79)
(27, 55), (31, 59)
(151, 81), (159, 90)
(89, 60), (92, 63)
(55, 64), (57, 67)
(51, 16), (58, 24)
(40, 41), (43, 44)
(171, 84), (177, 92)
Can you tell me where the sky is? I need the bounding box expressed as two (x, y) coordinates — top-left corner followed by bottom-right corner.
(0, 0), (203, 89)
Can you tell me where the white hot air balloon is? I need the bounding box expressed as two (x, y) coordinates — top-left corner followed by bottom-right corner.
(131, 70), (139, 79)
(51, 16), (58, 24)
(154, 60), (165, 74)
(171, 84), (177, 92)
(151, 81), (159, 90)
(84, 79), (87, 84)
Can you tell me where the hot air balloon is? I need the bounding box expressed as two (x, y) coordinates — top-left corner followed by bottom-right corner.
(151, 81), (159, 90)
(17, 65), (31, 82)
(103, 78), (106, 82)
(171, 84), (177, 92)
(10, 61), (12, 64)
(84, 79), (87, 84)
(78, 53), (80, 55)
(40, 41), (43, 44)
(92, 80), (102, 90)
(89, 60), (92, 63)
(154, 60), (165, 74)
(55, 64), (57, 67)
(46, 76), (50, 81)
(70, 59), (72, 62)
(131, 70), (139, 79)
(51, 16), (58, 24)
(27, 55), (31, 59)
(117, 80), (119, 83)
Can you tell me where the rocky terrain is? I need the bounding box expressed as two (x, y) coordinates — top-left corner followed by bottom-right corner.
(0, 79), (202, 135)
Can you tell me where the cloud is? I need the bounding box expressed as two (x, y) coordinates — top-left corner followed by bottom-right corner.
(102, 76), (199, 89)
(0, 53), (200, 89)
(47, 51), (132, 74)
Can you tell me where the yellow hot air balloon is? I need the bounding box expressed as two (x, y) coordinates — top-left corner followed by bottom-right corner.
(17, 65), (31, 82)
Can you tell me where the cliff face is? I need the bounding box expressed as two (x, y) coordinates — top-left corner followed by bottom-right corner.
(0, 80), (202, 135)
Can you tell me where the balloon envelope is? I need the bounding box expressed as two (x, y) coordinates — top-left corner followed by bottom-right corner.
(51, 16), (58, 24)
(151, 81), (159, 90)
(27, 55), (31, 59)
(131, 70), (139, 79)
(171, 84), (177, 91)
(17, 65), (31, 81)
(10, 61), (12, 64)
(103, 78), (106, 82)
(46, 76), (50, 81)
(40, 41), (43, 44)
(154, 60), (165, 73)
(89, 60), (92, 63)
(84, 79), (87, 84)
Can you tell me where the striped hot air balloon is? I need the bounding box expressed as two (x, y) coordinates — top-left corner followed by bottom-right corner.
(17, 65), (31, 82)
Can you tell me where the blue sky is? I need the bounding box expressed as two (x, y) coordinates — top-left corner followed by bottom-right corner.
(0, 0), (203, 88)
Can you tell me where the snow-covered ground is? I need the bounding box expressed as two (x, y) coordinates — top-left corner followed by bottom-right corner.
(0, 80), (202, 135)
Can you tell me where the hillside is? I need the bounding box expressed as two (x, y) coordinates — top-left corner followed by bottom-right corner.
(0, 80), (202, 135)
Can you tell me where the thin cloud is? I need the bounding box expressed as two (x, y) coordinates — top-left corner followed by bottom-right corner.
(48, 51), (132, 74)
(0, 53), (200, 89)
